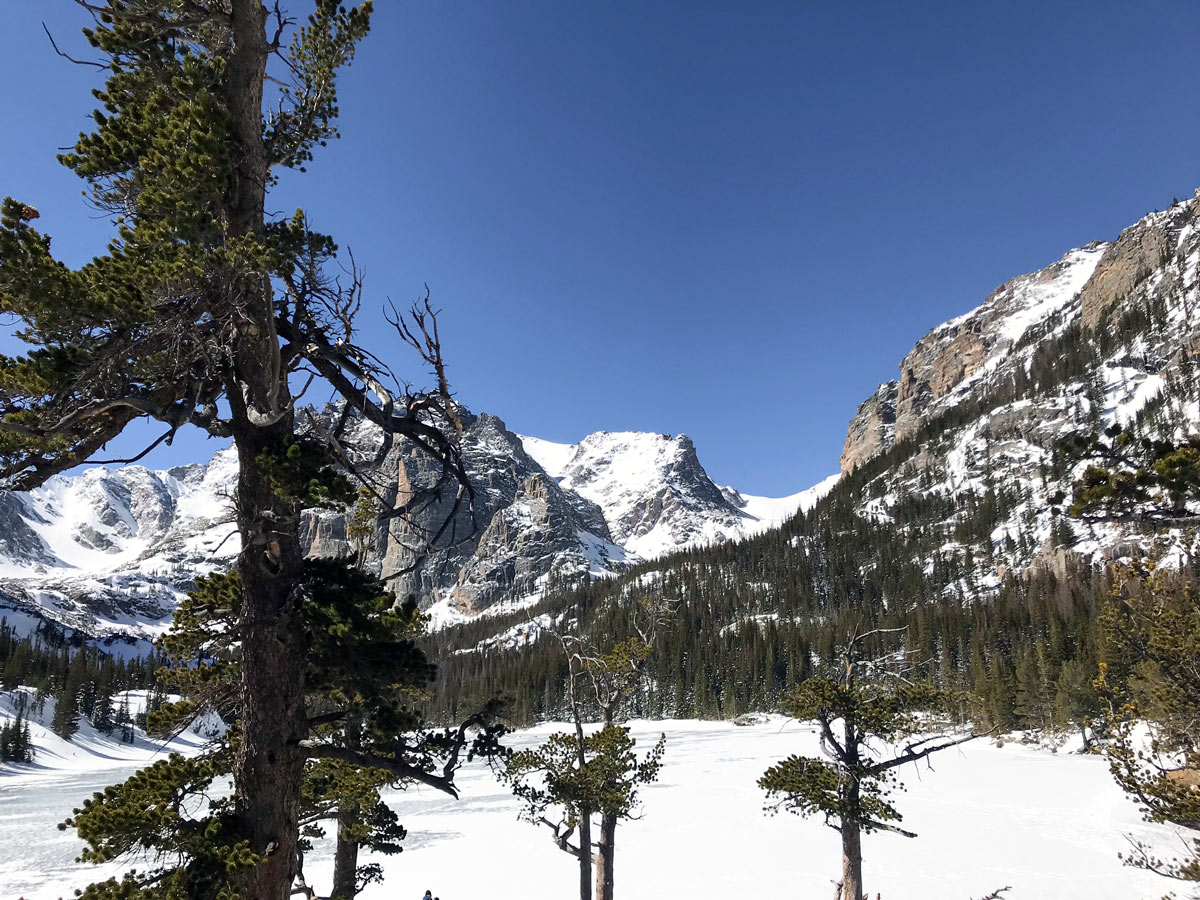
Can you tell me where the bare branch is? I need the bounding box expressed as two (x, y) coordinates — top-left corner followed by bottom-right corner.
(42, 23), (106, 68)
(86, 428), (177, 466)
(298, 742), (460, 799)
(864, 818), (918, 839)
(872, 730), (983, 774)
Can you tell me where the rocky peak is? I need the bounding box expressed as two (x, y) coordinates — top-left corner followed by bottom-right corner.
(521, 430), (762, 558)
(1079, 196), (1198, 329)
(0, 405), (817, 639)
(836, 190), (1200, 600)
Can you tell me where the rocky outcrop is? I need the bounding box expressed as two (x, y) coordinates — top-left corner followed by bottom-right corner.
(841, 241), (1112, 473)
(840, 384), (896, 473)
(1079, 196), (1197, 330)
(372, 411), (625, 617)
(930, 328), (988, 398)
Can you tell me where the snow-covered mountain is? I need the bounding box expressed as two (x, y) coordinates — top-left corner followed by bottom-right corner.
(837, 191), (1200, 594)
(421, 190), (1200, 728)
(519, 432), (832, 558)
(0, 451), (240, 647)
(0, 411), (829, 641)
(11, 189), (1197, 648)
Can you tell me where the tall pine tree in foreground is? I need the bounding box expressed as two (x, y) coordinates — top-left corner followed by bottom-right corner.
(0, 2), (473, 897)
(66, 557), (502, 900)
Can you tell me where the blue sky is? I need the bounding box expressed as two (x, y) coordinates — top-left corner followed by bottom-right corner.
(2, 1), (1200, 494)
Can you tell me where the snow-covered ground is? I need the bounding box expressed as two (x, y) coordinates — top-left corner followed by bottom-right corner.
(0, 718), (1183, 899)
(0, 687), (213, 777)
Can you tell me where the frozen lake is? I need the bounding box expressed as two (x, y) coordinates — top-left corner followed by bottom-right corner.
(0, 718), (1184, 900)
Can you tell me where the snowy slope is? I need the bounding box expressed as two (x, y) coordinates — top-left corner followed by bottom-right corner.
(518, 431), (827, 557)
(722, 472), (840, 535)
(0, 686), (217, 776)
(838, 193), (1200, 595)
(2, 718), (1184, 900)
(0, 416), (823, 639)
(0, 448), (240, 645)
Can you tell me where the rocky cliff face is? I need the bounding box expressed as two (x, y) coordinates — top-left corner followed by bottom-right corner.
(0, 407), (821, 640)
(839, 191), (1200, 595)
(841, 241), (1111, 472)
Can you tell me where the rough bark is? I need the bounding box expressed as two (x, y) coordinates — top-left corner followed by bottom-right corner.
(571, 670), (593, 900)
(227, 0), (269, 234)
(225, 4), (306, 899)
(331, 715), (364, 900)
(331, 808), (360, 900)
(594, 812), (616, 900)
(578, 813), (593, 900)
(841, 716), (864, 900)
(231, 419), (306, 899)
(841, 806), (863, 900)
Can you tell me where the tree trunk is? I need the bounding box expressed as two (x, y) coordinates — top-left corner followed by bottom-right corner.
(841, 812), (863, 900)
(841, 715), (864, 900)
(576, 806), (593, 900)
(331, 808), (361, 899)
(570, 683), (592, 900)
(332, 715), (365, 900)
(223, 4), (307, 900)
(594, 812), (616, 900)
(231, 422), (306, 900)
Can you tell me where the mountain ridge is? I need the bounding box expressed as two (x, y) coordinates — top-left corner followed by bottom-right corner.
(0, 413), (825, 643)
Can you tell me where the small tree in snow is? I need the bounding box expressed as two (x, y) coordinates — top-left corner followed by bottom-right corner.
(760, 627), (980, 900)
(501, 598), (671, 900)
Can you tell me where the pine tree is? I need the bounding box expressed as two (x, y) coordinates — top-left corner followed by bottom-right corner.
(501, 598), (670, 900)
(504, 724), (665, 900)
(1067, 423), (1200, 884)
(67, 562), (503, 900)
(759, 629), (979, 900)
(1054, 656), (1101, 748)
(3, 4), (472, 898)
(52, 653), (84, 741)
(115, 694), (135, 744)
(1093, 568), (1200, 883)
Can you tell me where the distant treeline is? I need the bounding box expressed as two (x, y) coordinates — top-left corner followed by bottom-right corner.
(0, 619), (167, 746)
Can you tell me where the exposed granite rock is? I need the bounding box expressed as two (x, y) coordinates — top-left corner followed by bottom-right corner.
(301, 408), (624, 618)
(299, 509), (349, 559)
(840, 384), (896, 473)
(0, 493), (54, 567)
(1078, 206), (1187, 330)
(930, 328), (988, 398)
(840, 240), (1112, 474)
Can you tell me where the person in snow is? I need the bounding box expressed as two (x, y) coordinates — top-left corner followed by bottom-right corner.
(422, 892), (432, 900)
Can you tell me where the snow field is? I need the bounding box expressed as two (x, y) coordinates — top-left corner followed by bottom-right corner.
(303, 718), (1177, 900)
(0, 717), (1184, 899)
(0, 687), (212, 777)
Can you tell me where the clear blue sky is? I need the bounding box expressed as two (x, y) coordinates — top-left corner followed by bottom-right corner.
(2, 1), (1199, 494)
